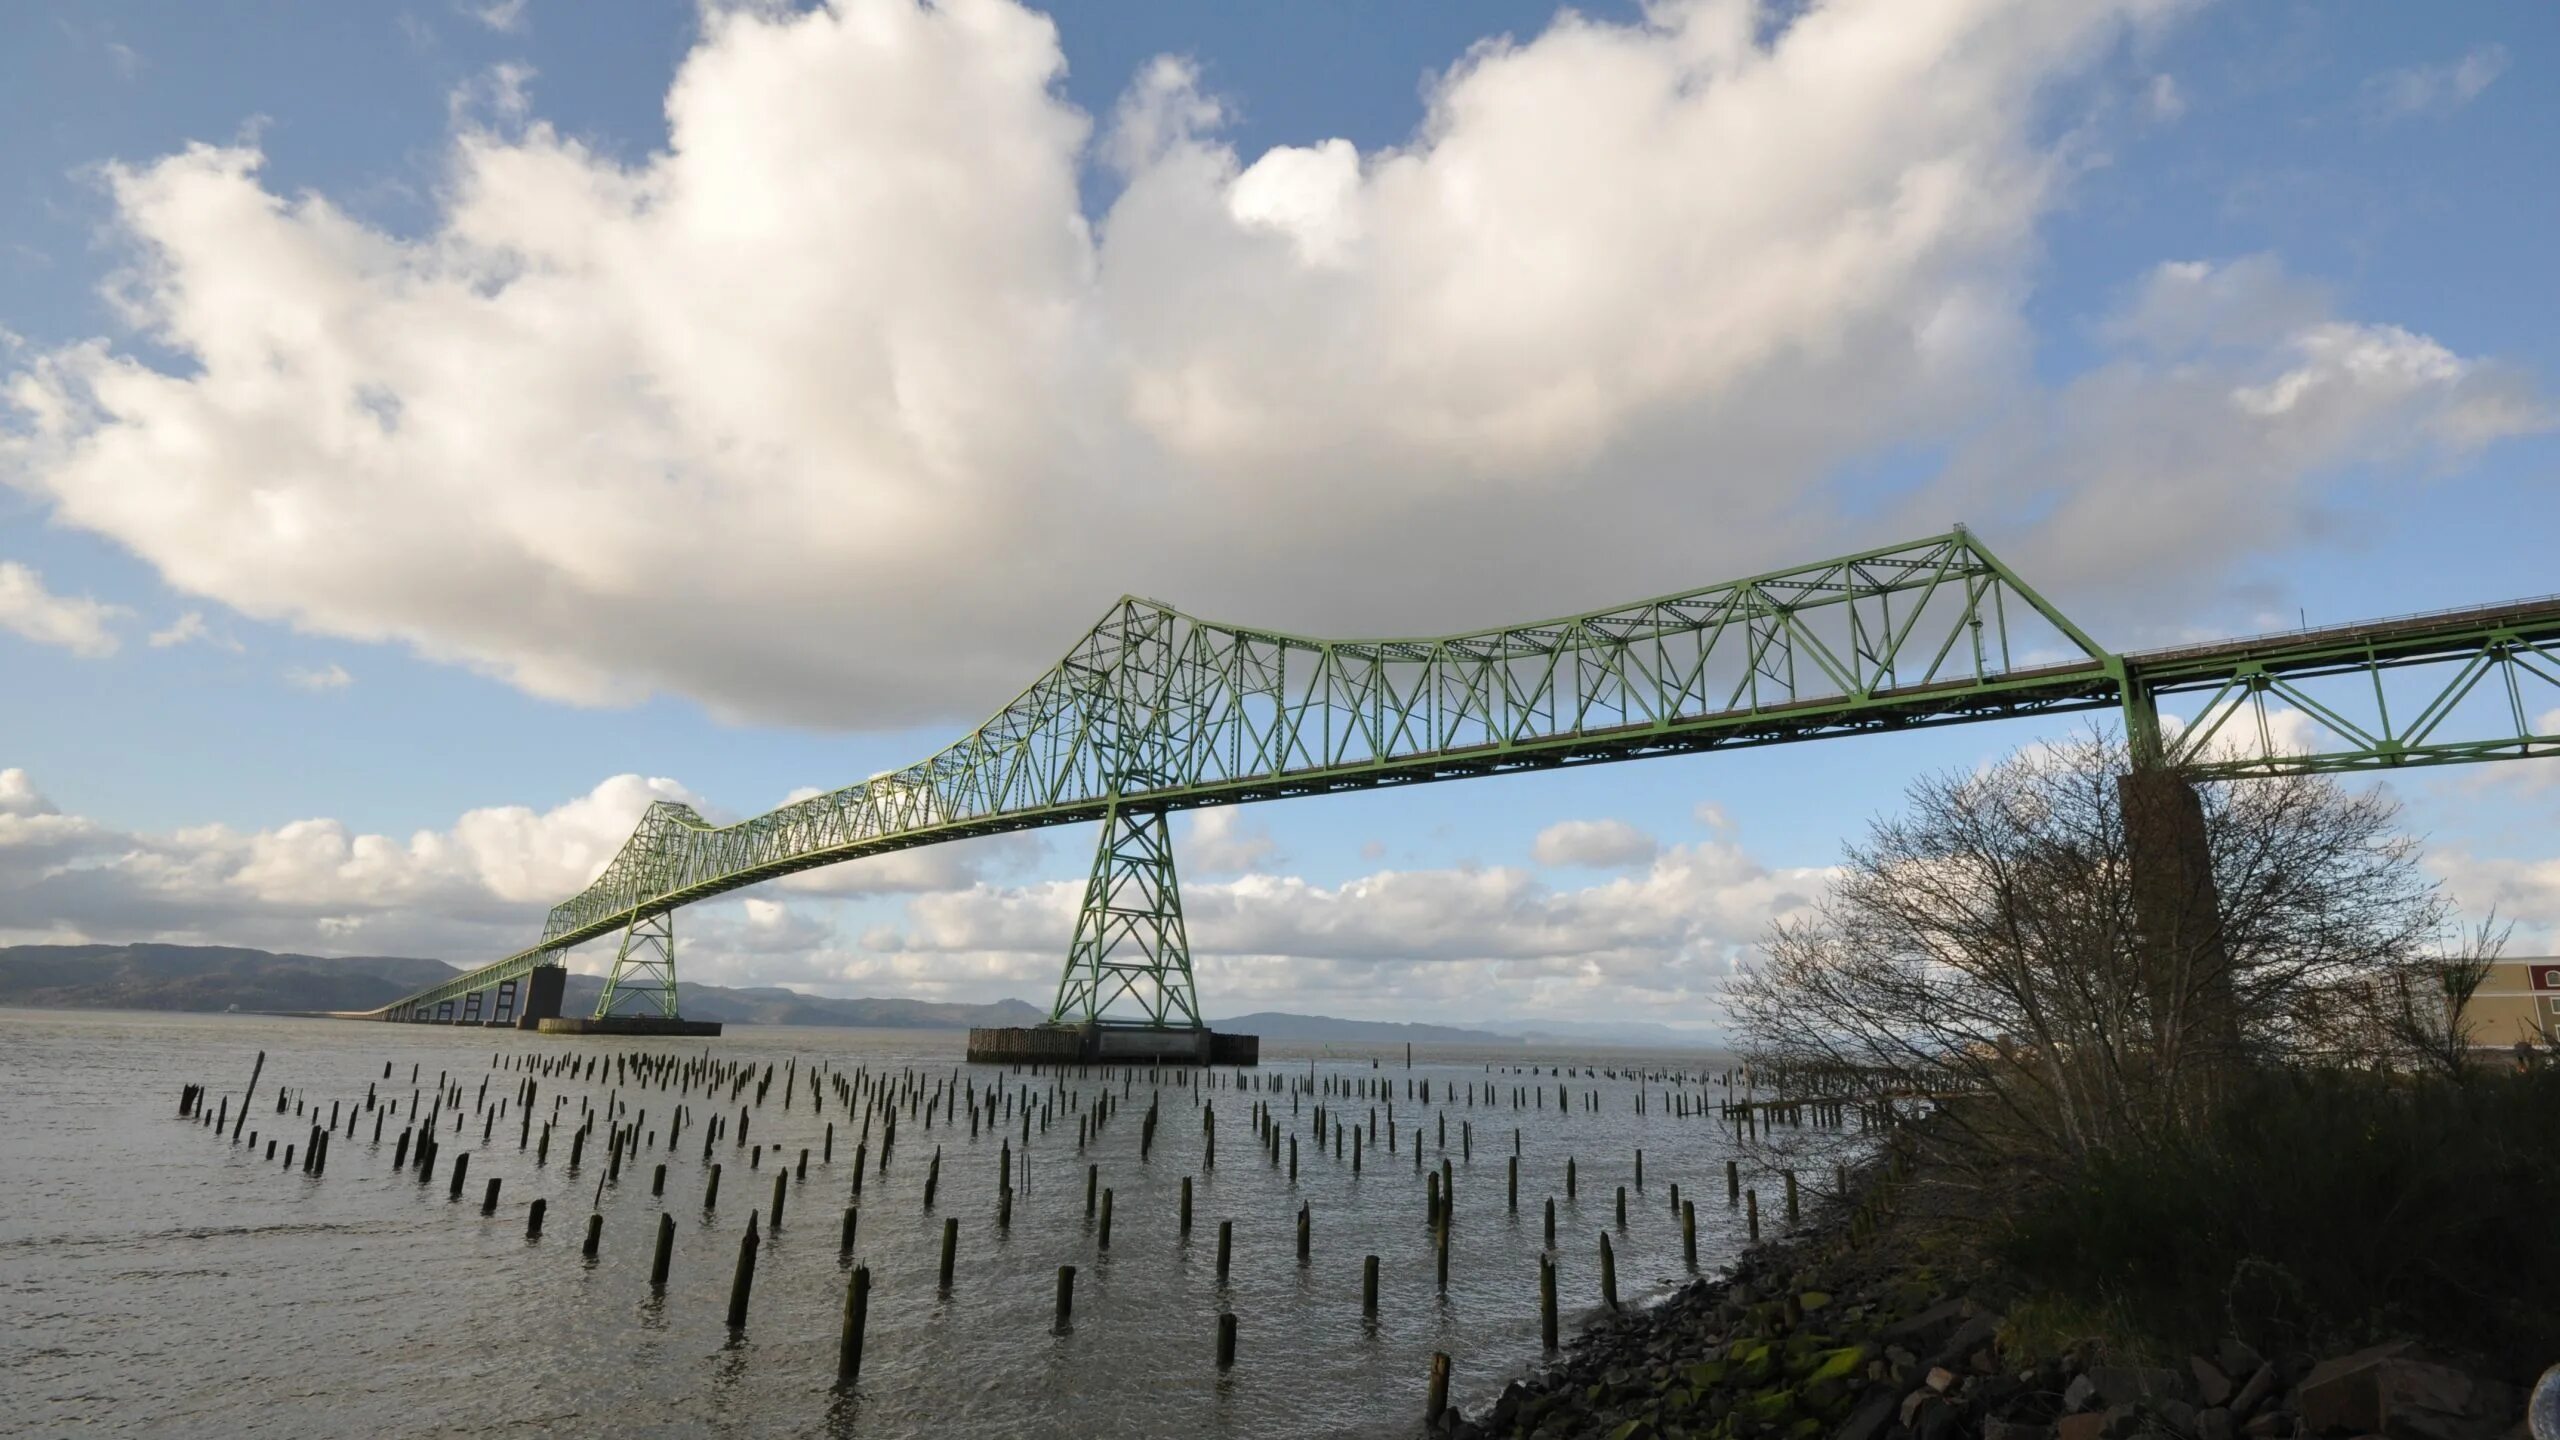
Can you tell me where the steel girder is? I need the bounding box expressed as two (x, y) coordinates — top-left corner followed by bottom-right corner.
(367, 531), (2560, 1024)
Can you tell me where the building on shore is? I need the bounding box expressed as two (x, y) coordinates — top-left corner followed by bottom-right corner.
(2469, 958), (2560, 1049)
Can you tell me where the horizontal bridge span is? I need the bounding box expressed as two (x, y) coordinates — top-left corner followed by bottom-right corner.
(371, 530), (2560, 1021)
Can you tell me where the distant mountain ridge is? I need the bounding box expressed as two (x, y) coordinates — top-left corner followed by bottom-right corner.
(0, 943), (1717, 1045)
(0, 943), (1042, 1029)
(1206, 1011), (1515, 1045)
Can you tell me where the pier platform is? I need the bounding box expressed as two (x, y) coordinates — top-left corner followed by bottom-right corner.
(536, 1016), (724, 1037)
(967, 1024), (1258, 1066)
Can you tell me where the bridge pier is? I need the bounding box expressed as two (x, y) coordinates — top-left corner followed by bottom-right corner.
(966, 1023), (1257, 1067)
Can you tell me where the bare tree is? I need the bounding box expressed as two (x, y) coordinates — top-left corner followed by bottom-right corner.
(1725, 730), (2447, 1172)
(2366, 915), (2508, 1081)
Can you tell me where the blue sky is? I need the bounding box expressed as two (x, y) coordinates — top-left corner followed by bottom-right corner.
(1, 0), (2554, 1022)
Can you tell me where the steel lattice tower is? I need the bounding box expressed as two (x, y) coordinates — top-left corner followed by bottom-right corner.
(1048, 799), (1200, 1028)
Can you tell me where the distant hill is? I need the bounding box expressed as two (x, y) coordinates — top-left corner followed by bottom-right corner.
(1467, 1017), (1730, 1050)
(0, 943), (460, 1014)
(0, 942), (1043, 1029)
(0, 944), (1695, 1045)
(1207, 1011), (1515, 1046)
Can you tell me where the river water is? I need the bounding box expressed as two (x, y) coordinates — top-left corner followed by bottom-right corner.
(0, 1009), (1860, 1438)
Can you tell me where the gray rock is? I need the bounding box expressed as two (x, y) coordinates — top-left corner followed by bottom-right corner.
(1838, 1386), (1900, 1440)
(1930, 1315), (2005, 1371)
(1883, 1298), (1977, 1348)
(2219, 1340), (2267, 1383)
(2088, 1367), (2193, 1410)
(2066, 1375), (2101, 1413)
(2196, 1406), (2235, 1440)
(2191, 1357), (2235, 1408)
(2232, 1364), (2279, 1422)
(2158, 1399), (2198, 1434)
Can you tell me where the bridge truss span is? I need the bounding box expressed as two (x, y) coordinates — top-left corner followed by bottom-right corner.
(371, 529), (2560, 1029)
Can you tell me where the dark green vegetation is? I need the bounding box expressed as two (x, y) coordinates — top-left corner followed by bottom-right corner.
(2001, 1065), (2560, 1378)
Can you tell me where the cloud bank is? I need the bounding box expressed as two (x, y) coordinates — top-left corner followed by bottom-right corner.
(13, 0), (2534, 732)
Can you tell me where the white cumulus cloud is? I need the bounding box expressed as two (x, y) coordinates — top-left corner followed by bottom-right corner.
(1531, 817), (1659, 869)
(0, 560), (125, 657)
(3, 0), (2262, 731)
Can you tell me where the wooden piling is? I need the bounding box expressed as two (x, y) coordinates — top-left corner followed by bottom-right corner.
(1746, 1187), (1759, 1241)
(527, 1197), (547, 1239)
(1098, 1188), (1113, 1250)
(1539, 1254), (1558, 1350)
(652, 1162), (666, 1197)
(1600, 1230), (1619, 1309)
(449, 1151), (470, 1200)
(1785, 1169), (1799, 1223)
(770, 1171), (787, 1231)
(939, 1216), (958, 1290)
(1362, 1254), (1380, 1317)
(1544, 1196), (1556, 1248)
(704, 1162), (722, 1210)
(1296, 1203), (1309, 1264)
(840, 1205), (859, 1253)
(726, 1223), (759, 1328)
(1682, 1199), (1697, 1269)
(583, 1211), (603, 1259)
(482, 1177), (502, 1215)
(1217, 1219), (1232, 1283)
(1427, 1352), (1451, 1423)
(651, 1212), (675, 1287)
(1180, 1175), (1193, 1233)
(1216, 1312), (1237, 1370)
(833, 1264), (870, 1383)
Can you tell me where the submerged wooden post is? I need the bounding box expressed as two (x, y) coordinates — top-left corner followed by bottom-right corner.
(1600, 1230), (1619, 1309)
(1427, 1352), (1452, 1423)
(1539, 1255), (1558, 1350)
(1098, 1188), (1114, 1250)
(582, 1212), (603, 1258)
(1054, 1264), (1075, 1329)
(1216, 1219), (1233, 1283)
(1216, 1312), (1237, 1370)
(939, 1216), (958, 1290)
(651, 1211), (676, 1287)
(1682, 1199), (1698, 1269)
(527, 1197), (547, 1239)
(1362, 1254), (1380, 1317)
(1746, 1188), (1760, 1241)
(726, 1223), (759, 1328)
(838, 1266), (871, 1383)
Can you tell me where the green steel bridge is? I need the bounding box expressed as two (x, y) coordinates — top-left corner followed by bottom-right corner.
(370, 528), (2560, 1029)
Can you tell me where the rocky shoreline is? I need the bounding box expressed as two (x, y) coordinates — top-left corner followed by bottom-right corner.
(1432, 1158), (2535, 1440)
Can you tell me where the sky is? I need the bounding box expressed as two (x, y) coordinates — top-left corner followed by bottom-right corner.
(1, 0), (2555, 1026)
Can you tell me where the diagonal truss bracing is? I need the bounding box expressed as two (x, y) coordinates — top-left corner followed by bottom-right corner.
(372, 528), (2560, 1024)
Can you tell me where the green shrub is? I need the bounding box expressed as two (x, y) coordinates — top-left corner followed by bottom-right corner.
(1995, 1065), (2560, 1377)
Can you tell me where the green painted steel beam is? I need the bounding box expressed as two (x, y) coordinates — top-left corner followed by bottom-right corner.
(367, 531), (2560, 1023)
